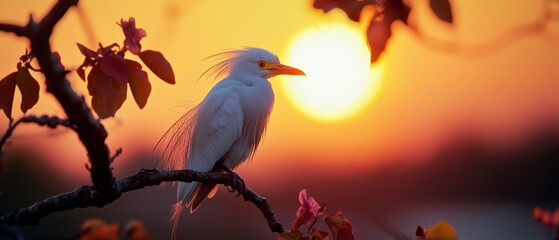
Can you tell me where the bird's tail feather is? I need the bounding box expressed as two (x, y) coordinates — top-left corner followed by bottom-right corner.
(188, 183), (218, 213)
(170, 201), (183, 240)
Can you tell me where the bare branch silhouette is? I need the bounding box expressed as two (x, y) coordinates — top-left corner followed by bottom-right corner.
(0, 115), (74, 150)
(0, 168), (284, 233)
(0, 0), (116, 194)
(0, 23), (27, 37)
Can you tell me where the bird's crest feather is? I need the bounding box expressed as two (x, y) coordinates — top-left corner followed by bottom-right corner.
(198, 47), (274, 81)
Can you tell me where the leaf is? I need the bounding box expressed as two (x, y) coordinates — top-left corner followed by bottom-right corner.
(77, 56), (95, 81)
(277, 230), (303, 240)
(325, 211), (354, 240)
(416, 225), (425, 237)
(126, 60), (151, 109)
(124, 219), (153, 240)
(87, 65), (127, 119)
(16, 67), (40, 114)
(429, 0), (453, 24)
(80, 219), (107, 232)
(366, 18), (391, 63)
(0, 72), (17, 119)
(99, 54), (129, 84)
(79, 219), (119, 240)
(424, 221), (457, 240)
(77, 65), (87, 81)
(139, 50), (175, 84)
(313, 0), (370, 22)
(76, 43), (98, 59)
(366, 0), (410, 63)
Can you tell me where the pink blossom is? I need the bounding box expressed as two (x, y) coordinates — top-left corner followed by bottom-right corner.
(552, 208), (559, 228)
(118, 17), (146, 55)
(296, 189), (321, 223)
(533, 206), (543, 222)
(533, 206), (559, 229)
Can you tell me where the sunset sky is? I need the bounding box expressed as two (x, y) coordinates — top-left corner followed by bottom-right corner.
(0, 0), (558, 239)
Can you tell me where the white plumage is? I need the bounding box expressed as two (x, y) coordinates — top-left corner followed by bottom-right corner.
(155, 47), (305, 238)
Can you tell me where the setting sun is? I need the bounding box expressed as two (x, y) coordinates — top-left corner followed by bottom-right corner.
(282, 23), (382, 122)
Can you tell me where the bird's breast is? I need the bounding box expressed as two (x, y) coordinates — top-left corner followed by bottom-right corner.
(238, 79), (275, 159)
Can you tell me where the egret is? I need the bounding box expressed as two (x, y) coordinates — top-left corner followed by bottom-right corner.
(155, 47), (305, 237)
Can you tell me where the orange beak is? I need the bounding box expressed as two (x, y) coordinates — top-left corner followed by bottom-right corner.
(266, 63), (306, 77)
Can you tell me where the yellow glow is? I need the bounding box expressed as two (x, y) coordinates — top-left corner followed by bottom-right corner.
(282, 23), (382, 122)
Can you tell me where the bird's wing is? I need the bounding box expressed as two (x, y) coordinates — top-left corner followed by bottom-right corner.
(154, 105), (200, 171)
(181, 86), (244, 208)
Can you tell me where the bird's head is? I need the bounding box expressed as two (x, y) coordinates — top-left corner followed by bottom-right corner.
(201, 47), (305, 80)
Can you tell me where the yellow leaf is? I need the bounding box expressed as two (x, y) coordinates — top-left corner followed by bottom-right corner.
(80, 219), (107, 232)
(424, 221), (457, 240)
(80, 219), (119, 240)
(125, 219), (153, 240)
(325, 211), (354, 240)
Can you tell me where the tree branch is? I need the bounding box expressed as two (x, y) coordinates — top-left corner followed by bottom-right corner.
(0, 169), (285, 233)
(0, 23), (27, 37)
(0, 115), (74, 150)
(8, 0), (117, 194)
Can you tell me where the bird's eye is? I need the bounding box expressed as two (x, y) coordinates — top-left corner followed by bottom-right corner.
(257, 61), (266, 69)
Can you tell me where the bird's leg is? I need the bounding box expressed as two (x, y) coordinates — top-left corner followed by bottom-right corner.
(214, 163), (247, 199)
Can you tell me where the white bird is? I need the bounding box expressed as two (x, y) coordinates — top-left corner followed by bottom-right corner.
(155, 47), (305, 238)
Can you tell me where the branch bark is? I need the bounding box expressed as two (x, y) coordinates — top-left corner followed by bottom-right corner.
(0, 23), (27, 37)
(31, 0), (116, 194)
(0, 0), (116, 194)
(0, 115), (74, 150)
(0, 169), (285, 233)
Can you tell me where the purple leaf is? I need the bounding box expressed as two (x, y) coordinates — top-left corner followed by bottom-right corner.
(99, 54), (129, 84)
(126, 60), (151, 109)
(87, 65), (127, 119)
(0, 72), (17, 119)
(15, 67), (40, 114)
(366, 18), (391, 63)
(366, 0), (410, 63)
(76, 43), (98, 59)
(139, 50), (175, 84)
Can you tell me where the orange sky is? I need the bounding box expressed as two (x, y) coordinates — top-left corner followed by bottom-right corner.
(1, 0), (558, 186)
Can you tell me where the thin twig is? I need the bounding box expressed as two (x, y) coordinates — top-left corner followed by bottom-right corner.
(0, 115), (74, 151)
(109, 148), (123, 163)
(0, 168), (285, 233)
(0, 23), (27, 37)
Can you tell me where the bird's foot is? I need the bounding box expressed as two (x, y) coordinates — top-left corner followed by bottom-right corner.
(225, 171), (247, 199)
(215, 163), (248, 200)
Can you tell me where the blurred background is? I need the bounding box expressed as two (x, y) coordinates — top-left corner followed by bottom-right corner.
(0, 0), (558, 239)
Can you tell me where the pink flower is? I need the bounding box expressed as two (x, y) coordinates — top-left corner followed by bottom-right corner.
(296, 189), (321, 223)
(533, 206), (559, 229)
(118, 17), (146, 55)
(533, 206), (544, 222)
